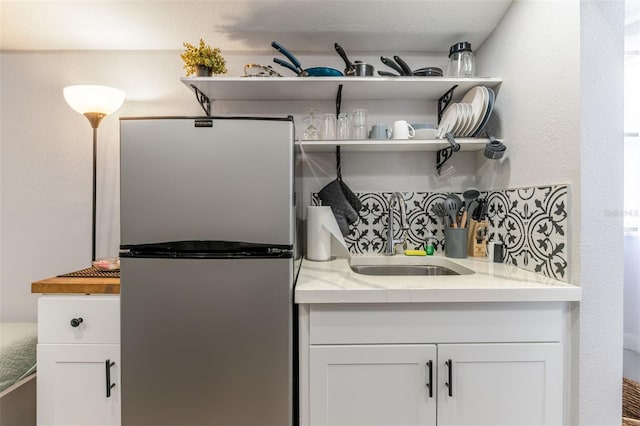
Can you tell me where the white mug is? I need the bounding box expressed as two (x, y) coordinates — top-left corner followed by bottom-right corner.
(392, 120), (416, 140)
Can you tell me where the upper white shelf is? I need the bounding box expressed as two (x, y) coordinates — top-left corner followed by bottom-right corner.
(296, 138), (491, 153)
(180, 76), (502, 102)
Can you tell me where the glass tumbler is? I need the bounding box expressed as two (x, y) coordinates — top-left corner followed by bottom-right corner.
(320, 113), (336, 140)
(336, 113), (351, 140)
(351, 109), (368, 140)
(302, 108), (319, 140)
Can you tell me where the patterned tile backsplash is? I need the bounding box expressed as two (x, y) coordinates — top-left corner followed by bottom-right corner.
(311, 184), (569, 281)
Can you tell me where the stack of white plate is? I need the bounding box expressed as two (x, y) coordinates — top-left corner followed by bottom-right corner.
(436, 86), (495, 139)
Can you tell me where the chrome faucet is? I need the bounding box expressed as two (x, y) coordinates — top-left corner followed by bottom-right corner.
(386, 192), (409, 255)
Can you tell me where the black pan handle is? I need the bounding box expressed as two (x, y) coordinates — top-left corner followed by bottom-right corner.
(394, 55), (413, 76)
(271, 41), (304, 74)
(378, 71), (399, 77)
(334, 43), (353, 69)
(273, 58), (299, 75)
(380, 56), (405, 76)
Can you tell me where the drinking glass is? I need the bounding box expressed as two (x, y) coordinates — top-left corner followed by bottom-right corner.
(320, 113), (336, 140)
(336, 113), (351, 140)
(351, 109), (368, 140)
(302, 108), (319, 140)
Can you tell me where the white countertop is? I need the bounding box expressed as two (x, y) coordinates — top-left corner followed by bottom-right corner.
(295, 255), (581, 304)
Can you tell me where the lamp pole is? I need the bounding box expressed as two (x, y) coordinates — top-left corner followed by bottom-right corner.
(84, 112), (105, 262)
(92, 127), (97, 261)
(63, 84), (123, 264)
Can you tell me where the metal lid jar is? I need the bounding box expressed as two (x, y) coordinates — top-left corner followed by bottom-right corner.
(447, 41), (476, 77)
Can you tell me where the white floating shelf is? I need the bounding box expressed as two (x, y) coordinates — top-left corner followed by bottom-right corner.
(181, 76), (502, 102)
(296, 138), (492, 153)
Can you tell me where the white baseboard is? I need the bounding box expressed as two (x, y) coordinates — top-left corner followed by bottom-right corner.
(625, 332), (640, 354)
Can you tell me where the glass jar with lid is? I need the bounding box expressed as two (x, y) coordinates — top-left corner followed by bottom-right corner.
(447, 42), (476, 78)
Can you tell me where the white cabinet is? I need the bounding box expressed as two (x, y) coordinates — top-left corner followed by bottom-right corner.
(37, 345), (120, 426)
(299, 302), (568, 426)
(37, 296), (120, 426)
(310, 345), (437, 426)
(436, 343), (562, 426)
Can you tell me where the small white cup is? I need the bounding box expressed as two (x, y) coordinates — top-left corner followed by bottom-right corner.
(392, 120), (415, 140)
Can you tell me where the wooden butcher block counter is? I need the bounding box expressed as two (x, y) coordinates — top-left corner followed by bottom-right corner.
(31, 267), (120, 294)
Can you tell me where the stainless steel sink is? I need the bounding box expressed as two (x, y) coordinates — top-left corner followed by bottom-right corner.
(348, 257), (475, 276)
(350, 264), (460, 276)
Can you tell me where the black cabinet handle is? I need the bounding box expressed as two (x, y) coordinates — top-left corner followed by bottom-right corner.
(105, 359), (116, 398)
(445, 359), (453, 397)
(70, 317), (83, 328)
(426, 360), (433, 398)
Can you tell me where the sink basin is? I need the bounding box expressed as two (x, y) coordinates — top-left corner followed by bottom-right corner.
(348, 257), (475, 276)
(350, 265), (459, 276)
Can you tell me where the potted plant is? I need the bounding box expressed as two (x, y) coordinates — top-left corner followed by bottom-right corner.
(180, 39), (227, 77)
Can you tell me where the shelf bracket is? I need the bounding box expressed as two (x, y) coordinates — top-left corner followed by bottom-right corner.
(438, 85), (458, 124)
(190, 84), (212, 116)
(336, 84), (343, 116)
(436, 132), (461, 175)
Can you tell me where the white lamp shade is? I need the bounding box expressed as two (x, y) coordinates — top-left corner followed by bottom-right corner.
(63, 85), (125, 115)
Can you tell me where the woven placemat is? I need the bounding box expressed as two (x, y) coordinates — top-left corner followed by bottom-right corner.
(58, 267), (120, 278)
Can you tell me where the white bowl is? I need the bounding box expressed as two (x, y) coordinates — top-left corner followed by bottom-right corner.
(413, 128), (438, 139)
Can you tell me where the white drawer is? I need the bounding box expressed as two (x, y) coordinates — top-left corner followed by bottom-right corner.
(309, 302), (565, 344)
(38, 296), (120, 344)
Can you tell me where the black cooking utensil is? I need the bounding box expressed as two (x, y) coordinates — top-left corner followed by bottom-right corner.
(393, 55), (413, 76)
(378, 71), (400, 77)
(380, 56), (406, 76)
(413, 67), (444, 77)
(335, 43), (354, 75)
(334, 43), (374, 76)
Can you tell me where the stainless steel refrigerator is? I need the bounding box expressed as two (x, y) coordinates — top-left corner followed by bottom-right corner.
(119, 116), (300, 426)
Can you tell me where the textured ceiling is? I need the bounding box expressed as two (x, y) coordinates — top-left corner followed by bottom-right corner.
(0, 0), (513, 53)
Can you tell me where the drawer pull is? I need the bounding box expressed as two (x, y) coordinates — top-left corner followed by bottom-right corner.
(426, 360), (433, 398)
(105, 359), (116, 398)
(445, 359), (453, 397)
(70, 317), (83, 328)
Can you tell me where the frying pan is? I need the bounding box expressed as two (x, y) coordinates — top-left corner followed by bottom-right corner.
(379, 56), (444, 77)
(380, 56), (405, 76)
(334, 43), (374, 76)
(394, 55), (413, 76)
(272, 41), (343, 77)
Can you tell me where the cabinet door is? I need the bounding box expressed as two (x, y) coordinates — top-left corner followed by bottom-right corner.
(310, 344), (436, 426)
(37, 344), (120, 426)
(437, 343), (562, 426)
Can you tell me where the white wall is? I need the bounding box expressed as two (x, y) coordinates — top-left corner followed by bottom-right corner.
(477, 0), (581, 282)
(580, 1), (625, 424)
(478, 1), (624, 425)
(0, 51), (197, 321)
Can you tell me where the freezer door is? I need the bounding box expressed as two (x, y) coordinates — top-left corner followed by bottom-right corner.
(120, 117), (294, 246)
(120, 257), (294, 426)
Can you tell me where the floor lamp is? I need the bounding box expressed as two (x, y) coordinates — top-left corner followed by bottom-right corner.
(63, 85), (125, 262)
